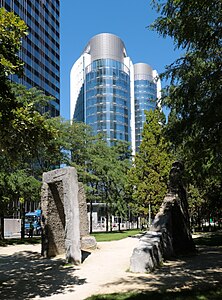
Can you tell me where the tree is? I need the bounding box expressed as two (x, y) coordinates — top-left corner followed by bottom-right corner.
(90, 140), (131, 231)
(0, 8), (27, 157)
(75, 136), (131, 232)
(1, 83), (59, 163)
(0, 83), (62, 238)
(67, 121), (96, 181)
(0, 9), (59, 163)
(150, 0), (222, 224)
(8, 170), (41, 239)
(0, 7), (27, 83)
(110, 141), (132, 230)
(187, 184), (204, 230)
(62, 121), (132, 232)
(150, 0), (222, 181)
(0, 165), (41, 239)
(127, 109), (174, 219)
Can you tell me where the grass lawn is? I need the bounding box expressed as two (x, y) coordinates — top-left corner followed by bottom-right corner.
(91, 229), (142, 242)
(86, 286), (222, 300)
(87, 231), (222, 300)
(193, 231), (222, 247)
(0, 229), (142, 246)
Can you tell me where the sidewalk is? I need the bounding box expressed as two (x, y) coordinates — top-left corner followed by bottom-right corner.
(0, 236), (140, 300)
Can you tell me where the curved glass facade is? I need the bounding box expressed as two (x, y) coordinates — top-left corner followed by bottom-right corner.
(74, 85), (84, 122)
(70, 34), (160, 153)
(134, 79), (157, 151)
(84, 59), (131, 144)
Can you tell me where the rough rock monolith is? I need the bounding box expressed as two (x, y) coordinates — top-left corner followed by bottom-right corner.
(130, 161), (195, 273)
(41, 167), (81, 264)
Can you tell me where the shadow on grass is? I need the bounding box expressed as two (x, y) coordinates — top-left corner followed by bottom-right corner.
(87, 231), (222, 300)
(194, 231), (222, 247)
(86, 285), (222, 299)
(0, 250), (86, 299)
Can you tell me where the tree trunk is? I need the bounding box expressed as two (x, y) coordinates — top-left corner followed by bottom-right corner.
(0, 215), (4, 239)
(136, 216), (139, 229)
(109, 214), (112, 232)
(197, 208), (201, 231)
(105, 204), (109, 232)
(118, 216), (121, 232)
(89, 200), (93, 234)
(21, 204), (25, 239)
(129, 208), (131, 230)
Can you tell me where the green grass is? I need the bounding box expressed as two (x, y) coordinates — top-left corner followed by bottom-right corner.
(87, 231), (222, 300)
(193, 231), (222, 247)
(0, 229), (142, 246)
(86, 286), (222, 300)
(92, 229), (142, 242)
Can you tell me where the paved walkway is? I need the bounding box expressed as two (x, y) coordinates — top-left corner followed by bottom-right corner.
(0, 236), (140, 300)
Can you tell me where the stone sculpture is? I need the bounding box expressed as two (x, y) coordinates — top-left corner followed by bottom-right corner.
(130, 161), (195, 273)
(41, 167), (81, 264)
(78, 182), (97, 250)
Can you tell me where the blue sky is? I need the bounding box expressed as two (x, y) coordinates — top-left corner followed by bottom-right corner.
(60, 0), (181, 120)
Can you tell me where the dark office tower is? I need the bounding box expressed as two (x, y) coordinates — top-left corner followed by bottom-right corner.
(0, 0), (60, 117)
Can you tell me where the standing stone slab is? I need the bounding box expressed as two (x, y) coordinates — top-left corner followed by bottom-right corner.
(78, 182), (97, 250)
(41, 167), (81, 264)
(130, 161), (195, 273)
(78, 182), (89, 238)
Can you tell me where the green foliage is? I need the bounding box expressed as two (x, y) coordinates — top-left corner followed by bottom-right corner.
(0, 7), (27, 78)
(68, 122), (98, 180)
(57, 121), (132, 218)
(187, 185), (204, 217)
(0, 8), (58, 163)
(1, 84), (60, 164)
(0, 167), (41, 218)
(27, 115), (69, 173)
(0, 8), (28, 158)
(150, 0), (222, 178)
(162, 53), (221, 182)
(151, 0), (221, 53)
(150, 0), (222, 222)
(127, 109), (173, 216)
(0, 83), (60, 219)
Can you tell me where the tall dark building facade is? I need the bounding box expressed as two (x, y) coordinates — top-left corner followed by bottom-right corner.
(0, 0), (60, 116)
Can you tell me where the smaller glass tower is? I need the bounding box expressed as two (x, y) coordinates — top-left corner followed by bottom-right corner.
(134, 63), (158, 152)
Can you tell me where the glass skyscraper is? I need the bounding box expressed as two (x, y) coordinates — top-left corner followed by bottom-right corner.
(71, 33), (132, 145)
(0, 0), (60, 117)
(134, 63), (159, 152)
(70, 33), (160, 153)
